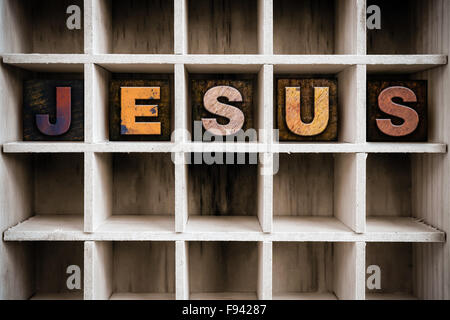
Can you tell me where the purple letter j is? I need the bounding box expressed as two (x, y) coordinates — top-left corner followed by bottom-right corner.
(36, 87), (71, 136)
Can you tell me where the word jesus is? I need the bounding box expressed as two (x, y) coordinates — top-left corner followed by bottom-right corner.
(23, 78), (427, 142)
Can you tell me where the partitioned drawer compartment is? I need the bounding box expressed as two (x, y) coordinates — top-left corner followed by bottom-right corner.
(273, 0), (335, 54)
(274, 154), (335, 217)
(188, 0), (258, 54)
(3, 0), (84, 53)
(366, 153), (442, 223)
(108, 0), (174, 54)
(18, 241), (84, 300)
(108, 241), (175, 300)
(273, 153), (358, 233)
(186, 159), (262, 232)
(188, 241), (259, 300)
(273, 242), (335, 300)
(112, 153), (175, 216)
(273, 242), (359, 300)
(366, 242), (428, 300)
(367, 0), (442, 54)
(367, 154), (412, 217)
(4, 153), (84, 221)
(89, 153), (175, 232)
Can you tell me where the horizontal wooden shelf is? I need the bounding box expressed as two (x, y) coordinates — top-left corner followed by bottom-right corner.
(2, 54), (447, 74)
(190, 292), (258, 300)
(30, 292), (84, 300)
(109, 293), (175, 300)
(365, 293), (417, 300)
(4, 216), (444, 243)
(277, 143), (447, 154)
(273, 292), (338, 300)
(3, 215), (83, 241)
(95, 215), (175, 235)
(185, 216), (263, 236)
(272, 217), (355, 241)
(2, 142), (176, 153)
(3, 142), (447, 154)
(365, 217), (445, 242)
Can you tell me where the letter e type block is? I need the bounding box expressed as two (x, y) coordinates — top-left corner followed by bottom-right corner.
(23, 80), (84, 141)
(277, 78), (338, 141)
(109, 79), (172, 141)
(367, 80), (427, 142)
(191, 76), (255, 140)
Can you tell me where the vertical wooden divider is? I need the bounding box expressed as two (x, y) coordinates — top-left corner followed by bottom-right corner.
(175, 63), (188, 233)
(84, 241), (113, 300)
(176, 240), (190, 300)
(333, 242), (366, 300)
(174, 0), (188, 55)
(258, 0), (273, 55)
(257, 241), (272, 300)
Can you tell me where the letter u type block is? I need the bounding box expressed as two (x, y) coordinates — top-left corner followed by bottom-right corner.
(277, 78), (338, 141)
(367, 80), (427, 142)
(23, 80), (84, 141)
(109, 78), (172, 141)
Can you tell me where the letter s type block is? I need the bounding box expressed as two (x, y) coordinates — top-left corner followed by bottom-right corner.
(191, 75), (255, 140)
(367, 80), (427, 142)
(23, 80), (84, 141)
(109, 78), (172, 141)
(277, 78), (338, 141)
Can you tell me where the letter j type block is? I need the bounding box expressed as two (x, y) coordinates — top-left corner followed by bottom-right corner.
(23, 80), (84, 141)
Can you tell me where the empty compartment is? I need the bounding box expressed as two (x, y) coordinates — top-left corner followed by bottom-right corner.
(366, 242), (418, 299)
(273, 242), (336, 299)
(18, 241), (84, 300)
(90, 152), (174, 232)
(33, 153), (84, 215)
(109, 0), (174, 54)
(189, 241), (258, 299)
(367, 152), (445, 234)
(112, 153), (175, 216)
(187, 156), (262, 232)
(188, 0), (259, 54)
(5, 153), (84, 228)
(367, 154), (412, 217)
(274, 242), (362, 299)
(274, 154), (334, 217)
(367, 0), (444, 54)
(109, 241), (175, 300)
(273, 0), (335, 54)
(273, 153), (361, 233)
(3, 0), (84, 53)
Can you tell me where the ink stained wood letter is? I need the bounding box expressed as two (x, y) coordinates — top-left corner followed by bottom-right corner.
(202, 86), (245, 136)
(36, 87), (72, 136)
(191, 76), (255, 139)
(23, 80), (84, 141)
(285, 86), (330, 136)
(109, 78), (172, 141)
(277, 79), (338, 141)
(121, 87), (161, 135)
(367, 80), (427, 141)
